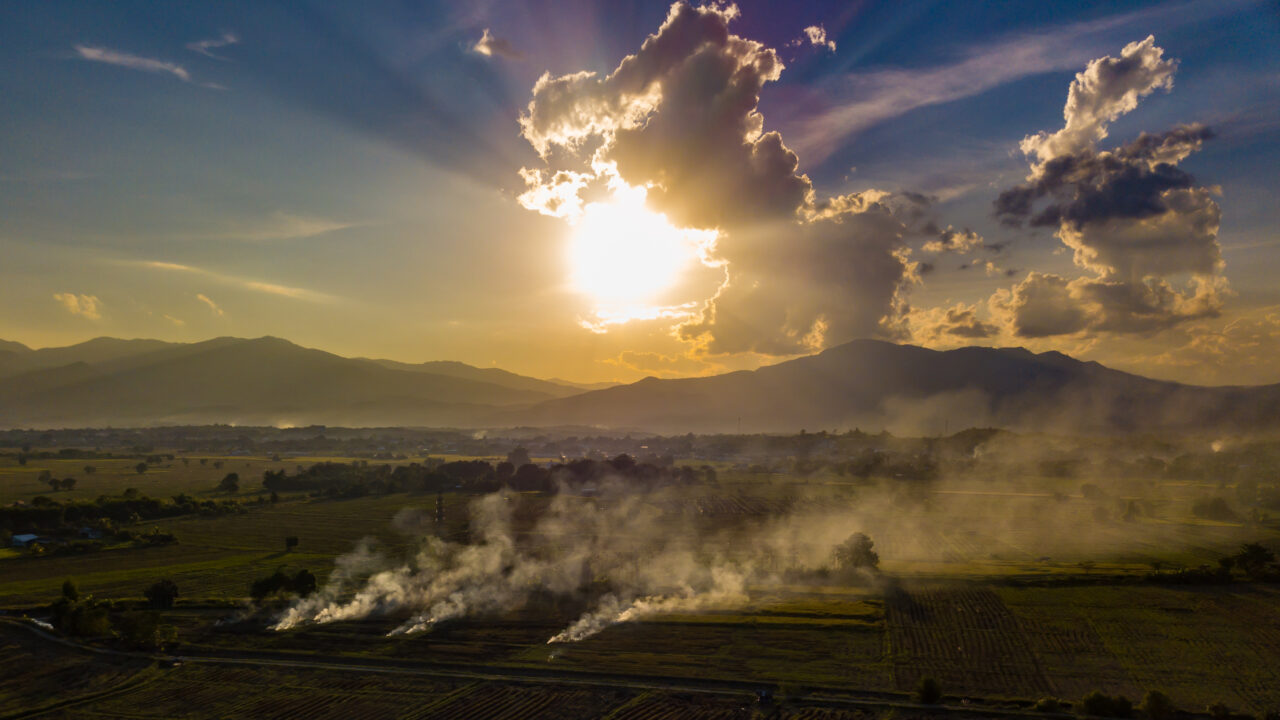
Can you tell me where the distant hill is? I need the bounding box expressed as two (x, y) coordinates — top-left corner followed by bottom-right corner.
(363, 358), (586, 399)
(511, 339), (1280, 435)
(1, 335), (1275, 433)
(0, 336), (578, 428)
(543, 377), (620, 392)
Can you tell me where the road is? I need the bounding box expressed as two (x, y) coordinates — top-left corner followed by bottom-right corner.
(0, 617), (1091, 720)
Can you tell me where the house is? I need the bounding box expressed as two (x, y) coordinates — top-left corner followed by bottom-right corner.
(77, 527), (104, 540)
(11, 534), (39, 548)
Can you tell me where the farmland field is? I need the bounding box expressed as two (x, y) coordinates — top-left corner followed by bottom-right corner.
(3, 437), (1280, 718)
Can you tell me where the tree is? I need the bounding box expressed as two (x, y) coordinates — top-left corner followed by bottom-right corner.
(114, 610), (176, 649)
(916, 677), (942, 705)
(506, 447), (531, 468)
(219, 473), (240, 493)
(1081, 692), (1132, 718)
(270, 491), (280, 504)
(834, 532), (880, 572)
(250, 568), (317, 602)
(285, 536), (299, 552)
(62, 579), (80, 603)
(60, 477), (76, 491)
(17, 454), (26, 466)
(292, 569), (317, 598)
(83, 465), (96, 475)
(199, 458), (208, 466)
(1234, 542), (1276, 578)
(38, 469), (55, 490)
(145, 579), (179, 609)
(122, 487), (140, 499)
(135, 462), (147, 474)
(1143, 691), (1176, 720)
(212, 460), (224, 470)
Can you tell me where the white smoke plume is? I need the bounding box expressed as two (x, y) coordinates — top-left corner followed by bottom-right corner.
(272, 481), (866, 641)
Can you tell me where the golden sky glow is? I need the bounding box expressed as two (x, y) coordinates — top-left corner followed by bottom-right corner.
(2, 2), (1279, 387)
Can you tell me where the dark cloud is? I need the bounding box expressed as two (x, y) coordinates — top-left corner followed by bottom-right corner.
(996, 125), (1213, 230)
(990, 38), (1228, 338)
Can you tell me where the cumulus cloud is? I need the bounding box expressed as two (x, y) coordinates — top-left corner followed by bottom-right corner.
(797, 25), (836, 52)
(186, 32), (239, 61)
(989, 271), (1226, 338)
(195, 293), (225, 317)
(991, 38), (1227, 339)
(473, 28), (523, 60)
(1019, 36), (1176, 166)
(921, 225), (984, 254)
(909, 302), (998, 342)
(53, 293), (102, 320)
(518, 2), (920, 355)
(74, 45), (192, 83)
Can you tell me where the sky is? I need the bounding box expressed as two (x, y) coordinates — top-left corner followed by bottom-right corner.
(2, 0), (1278, 385)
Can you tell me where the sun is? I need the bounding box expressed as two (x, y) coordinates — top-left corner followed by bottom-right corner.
(567, 187), (712, 312)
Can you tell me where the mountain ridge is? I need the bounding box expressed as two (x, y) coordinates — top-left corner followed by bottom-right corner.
(0, 335), (1274, 433)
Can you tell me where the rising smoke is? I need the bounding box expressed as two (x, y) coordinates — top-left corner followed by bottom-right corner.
(273, 480), (865, 642)
(273, 432), (1268, 642)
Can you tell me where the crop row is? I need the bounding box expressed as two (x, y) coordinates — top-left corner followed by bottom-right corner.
(886, 587), (1051, 697)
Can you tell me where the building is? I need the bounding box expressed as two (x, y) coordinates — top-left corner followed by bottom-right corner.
(10, 534), (39, 548)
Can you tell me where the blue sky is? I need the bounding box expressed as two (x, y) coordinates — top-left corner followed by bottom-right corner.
(2, 0), (1277, 384)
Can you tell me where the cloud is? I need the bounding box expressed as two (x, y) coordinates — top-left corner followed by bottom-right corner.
(909, 302), (998, 342)
(989, 271), (1226, 337)
(1141, 308), (1280, 385)
(74, 45), (192, 83)
(162, 314), (185, 326)
(921, 225), (984, 254)
(796, 25), (836, 52)
(990, 38), (1228, 339)
(518, 2), (919, 355)
(125, 260), (336, 303)
(186, 32), (239, 61)
(472, 28), (523, 60)
(195, 293), (225, 317)
(52, 293), (102, 320)
(780, 2), (1230, 163)
(1018, 36), (1176, 166)
(211, 212), (357, 242)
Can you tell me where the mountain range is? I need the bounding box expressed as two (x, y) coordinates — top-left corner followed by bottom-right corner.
(1, 335), (1276, 434)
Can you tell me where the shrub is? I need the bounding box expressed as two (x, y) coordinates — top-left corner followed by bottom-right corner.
(1035, 697), (1063, 713)
(1142, 691), (1175, 720)
(1081, 692), (1132, 718)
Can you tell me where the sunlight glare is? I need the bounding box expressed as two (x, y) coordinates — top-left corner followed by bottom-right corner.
(567, 187), (712, 313)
